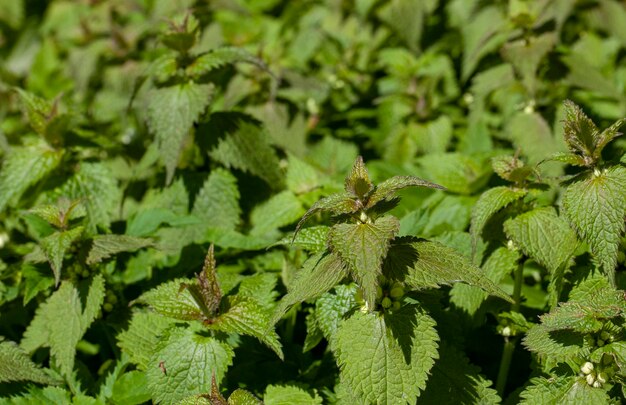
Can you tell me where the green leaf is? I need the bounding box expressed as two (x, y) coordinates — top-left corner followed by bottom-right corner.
(294, 194), (359, 238)
(504, 112), (559, 164)
(111, 370), (151, 405)
(365, 175), (445, 210)
(563, 166), (626, 277)
(0, 337), (59, 385)
(0, 143), (63, 213)
(519, 376), (611, 404)
(501, 33), (556, 95)
(135, 278), (206, 322)
(315, 285), (357, 343)
(52, 162), (121, 234)
(146, 325), (234, 404)
(146, 82), (212, 184)
(272, 252), (348, 324)
(117, 311), (174, 370)
(344, 156), (373, 199)
(420, 153), (493, 195)
(86, 235), (153, 265)
(21, 275), (105, 378)
(208, 120), (283, 187)
(40, 226), (83, 286)
(470, 186), (527, 253)
(250, 191), (304, 236)
(286, 154), (320, 194)
(263, 385), (322, 405)
(332, 306), (439, 404)
(328, 215), (400, 309)
(401, 239), (513, 303)
(229, 389), (263, 405)
(191, 168), (241, 231)
(209, 297), (283, 359)
(419, 344), (500, 404)
(274, 226), (329, 252)
(449, 247), (521, 324)
(187, 47), (267, 78)
(504, 207), (577, 272)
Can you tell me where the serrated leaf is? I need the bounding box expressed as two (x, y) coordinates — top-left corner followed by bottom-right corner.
(229, 389), (263, 405)
(208, 120), (283, 187)
(0, 143), (63, 213)
(365, 176), (445, 210)
(86, 234), (153, 265)
(117, 311), (174, 370)
(419, 343), (500, 404)
(505, 112), (558, 164)
(523, 325), (591, 365)
(21, 275), (105, 378)
(504, 207), (577, 274)
(40, 226), (83, 286)
(547, 152), (588, 167)
(294, 194), (359, 239)
(315, 285), (357, 343)
(187, 47), (267, 78)
(147, 325), (234, 404)
(332, 305), (439, 404)
(209, 297), (283, 359)
(519, 376), (611, 404)
(491, 155), (537, 182)
(344, 156), (373, 199)
(401, 239), (513, 303)
(329, 216), (399, 309)
(147, 82), (212, 184)
(52, 162), (121, 234)
(420, 152), (492, 195)
(470, 186), (527, 253)
(263, 385), (322, 405)
(286, 154), (320, 194)
(14, 88), (56, 136)
(563, 166), (626, 277)
(449, 247), (521, 324)
(192, 168), (241, 231)
(274, 226), (329, 252)
(250, 191), (304, 236)
(136, 278), (206, 322)
(272, 252), (348, 324)
(111, 370), (152, 405)
(0, 338), (59, 385)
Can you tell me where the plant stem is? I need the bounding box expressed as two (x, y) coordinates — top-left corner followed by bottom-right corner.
(496, 260), (525, 397)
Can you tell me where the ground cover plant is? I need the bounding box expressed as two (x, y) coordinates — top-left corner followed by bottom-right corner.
(1, 0), (626, 404)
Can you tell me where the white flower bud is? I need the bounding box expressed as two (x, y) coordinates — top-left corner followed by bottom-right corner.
(586, 373), (595, 386)
(581, 362), (594, 375)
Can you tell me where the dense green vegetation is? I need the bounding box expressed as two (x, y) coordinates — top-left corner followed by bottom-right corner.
(1, 0), (626, 403)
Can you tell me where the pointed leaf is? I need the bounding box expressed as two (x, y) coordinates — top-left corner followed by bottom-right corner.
(328, 215), (400, 308)
(250, 191), (304, 236)
(86, 234), (153, 265)
(274, 226), (329, 252)
(210, 297), (283, 359)
(40, 226), (84, 286)
(136, 278), (207, 322)
(294, 193), (359, 239)
(470, 186), (527, 252)
(365, 175), (445, 209)
(272, 252), (348, 324)
(187, 47), (267, 78)
(117, 311), (174, 370)
(403, 239), (513, 303)
(147, 82), (212, 184)
(192, 168), (241, 231)
(344, 156), (373, 199)
(315, 284), (357, 343)
(519, 376), (611, 404)
(332, 306), (439, 404)
(229, 389), (263, 405)
(563, 100), (599, 163)
(563, 166), (626, 276)
(263, 385), (322, 405)
(146, 325), (234, 404)
(0, 338), (60, 385)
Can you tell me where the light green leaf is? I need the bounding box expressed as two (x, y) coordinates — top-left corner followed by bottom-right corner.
(315, 284), (357, 343)
(21, 275), (105, 378)
(192, 168), (241, 231)
(272, 252), (348, 324)
(86, 235), (153, 265)
(504, 112), (559, 164)
(187, 47), (266, 78)
(40, 226), (83, 286)
(470, 186), (527, 252)
(563, 166), (626, 277)
(329, 215), (399, 309)
(117, 311), (174, 370)
(332, 306), (439, 404)
(401, 239), (513, 303)
(210, 297), (283, 359)
(147, 82), (212, 184)
(0, 337), (59, 385)
(419, 344), (500, 404)
(111, 371), (151, 405)
(52, 162), (121, 234)
(286, 154), (320, 194)
(294, 193), (359, 238)
(504, 207), (577, 272)
(420, 153), (493, 195)
(519, 376), (611, 404)
(366, 175), (445, 210)
(250, 191), (304, 236)
(263, 385), (322, 405)
(209, 120), (283, 187)
(229, 389), (263, 405)
(274, 226), (329, 252)
(501, 33), (556, 95)
(344, 156), (373, 199)
(0, 143), (63, 213)
(135, 278), (205, 322)
(146, 325), (234, 404)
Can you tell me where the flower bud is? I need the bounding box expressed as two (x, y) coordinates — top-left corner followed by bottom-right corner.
(381, 297), (392, 309)
(596, 372), (608, 384)
(592, 380), (602, 388)
(581, 362), (594, 375)
(390, 287), (404, 299)
(586, 373), (595, 386)
(392, 301), (401, 311)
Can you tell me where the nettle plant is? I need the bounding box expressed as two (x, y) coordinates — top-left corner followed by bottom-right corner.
(271, 157), (513, 404)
